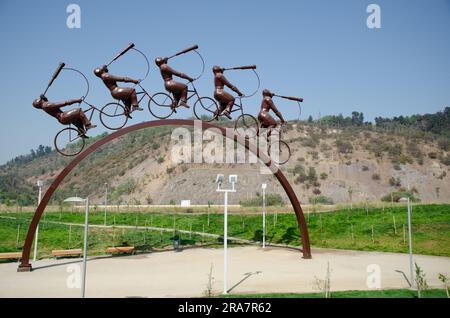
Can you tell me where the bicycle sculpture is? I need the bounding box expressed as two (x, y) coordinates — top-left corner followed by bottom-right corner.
(201, 65), (261, 132)
(93, 43), (150, 129)
(33, 42), (304, 161)
(256, 89), (304, 164)
(152, 44), (222, 121)
(32, 62), (105, 156)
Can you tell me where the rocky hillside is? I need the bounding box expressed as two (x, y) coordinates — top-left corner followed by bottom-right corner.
(1, 114), (450, 206)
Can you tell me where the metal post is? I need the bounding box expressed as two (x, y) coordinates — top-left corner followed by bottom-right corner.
(81, 197), (89, 298)
(407, 197), (414, 288)
(262, 187), (266, 249)
(33, 182), (42, 262)
(223, 191), (228, 294)
(104, 183), (108, 226)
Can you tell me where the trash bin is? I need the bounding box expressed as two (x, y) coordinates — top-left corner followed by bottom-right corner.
(173, 235), (181, 252)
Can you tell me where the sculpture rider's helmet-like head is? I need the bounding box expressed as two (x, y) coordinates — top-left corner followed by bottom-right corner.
(155, 57), (168, 66)
(212, 65), (222, 74)
(263, 89), (273, 98)
(94, 65), (108, 77)
(32, 94), (48, 109)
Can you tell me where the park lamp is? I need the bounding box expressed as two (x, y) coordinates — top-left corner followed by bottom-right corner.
(261, 183), (267, 190)
(229, 175), (237, 191)
(64, 196), (89, 298)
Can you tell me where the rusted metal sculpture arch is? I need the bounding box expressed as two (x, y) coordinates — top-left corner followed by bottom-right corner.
(18, 119), (311, 271)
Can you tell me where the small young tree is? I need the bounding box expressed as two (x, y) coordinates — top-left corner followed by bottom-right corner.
(438, 273), (450, 298)
(203, 263), (216, 298)
(312, 262), (332, 298)
(414, 262), (428, 298)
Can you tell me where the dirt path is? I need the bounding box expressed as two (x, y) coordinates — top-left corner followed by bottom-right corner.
(1, 246), (449, 298)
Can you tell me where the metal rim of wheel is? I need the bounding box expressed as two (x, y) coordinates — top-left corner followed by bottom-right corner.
(193, 96), (219, 122)
(148, 92), (174, 119)
(54, 127), (86, 157)
(234, 113), (259, 138)
(99, 102), (128, 130)
(272, 140), (291, 165)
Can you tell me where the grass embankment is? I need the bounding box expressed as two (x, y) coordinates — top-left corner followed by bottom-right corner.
(220, 289), (449, 298)
(0, 204), (449, 260)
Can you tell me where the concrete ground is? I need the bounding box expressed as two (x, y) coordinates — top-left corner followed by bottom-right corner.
(1, 246), (449, 298)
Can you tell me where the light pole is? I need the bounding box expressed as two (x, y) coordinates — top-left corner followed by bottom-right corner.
(104, 183), (108, 226)
(215, 174), (237, 295)
(64, 196), (89, 298)
(261, 183), (267, 248)
(400, 197), (414, 288)
(33, 180), (43, 262)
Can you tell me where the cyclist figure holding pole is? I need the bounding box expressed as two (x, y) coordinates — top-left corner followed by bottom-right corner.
(258, 89), (303, 135)
(32, 95), (96, 138)
(32, 62), (96, 137)
(154, 45), (199, 112)
(259, 89), (286, 131)
(94, 65), (142, 118)
(94, 43), (143, 119)
(212, 65), (244, 120)
(155, 57), (194, 112)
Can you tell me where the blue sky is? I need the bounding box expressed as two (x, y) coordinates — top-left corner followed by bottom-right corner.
(0, 0), (449, 163)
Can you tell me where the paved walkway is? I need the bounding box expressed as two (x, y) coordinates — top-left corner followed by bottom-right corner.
(1, 246), (449, 298)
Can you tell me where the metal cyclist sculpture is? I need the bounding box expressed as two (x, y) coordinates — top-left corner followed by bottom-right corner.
(32, 41), (304, 163)
(32, 62), (96, 138)
(154, 46), (196, 112)
(256, 89), (304, 164)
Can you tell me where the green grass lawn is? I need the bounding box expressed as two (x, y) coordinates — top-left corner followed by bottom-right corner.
(220, 288), (449, 298)
(1, 204), (449, 260)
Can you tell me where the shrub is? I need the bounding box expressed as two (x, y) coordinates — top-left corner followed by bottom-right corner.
(320, 172), (328, 180)
(389, 177), (402, 187)
(292, 164), (305, 176)
(335, 139), (353, 153)
(312, 188), (321, 195)
(428, 152), (437, 159)
(166, 166), (175, 174)
(308, 195), (334, 205)
(308, 151), (319, 160)
(240, 193), (285, 207)
(300, 134), (320, 148)
(372, 173), (380, 181)
(439, 155), (450, 166)
(381, 190), (420, 203)
(438, 138), (450, 151)
(362, 165), (369, 171)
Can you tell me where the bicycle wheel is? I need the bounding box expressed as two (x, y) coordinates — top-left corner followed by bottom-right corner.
(148, 92), (174, 119)
(234, 114), (259, 138)
(54, 127), (86, 157)
(270, 140), (291, 165)
(193, 97), (218, 122)
(99, 102), (128, 130)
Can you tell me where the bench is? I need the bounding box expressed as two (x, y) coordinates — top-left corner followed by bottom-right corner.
(0, 252), (22, 260)
(51, 249), (83, 259)
(105, 246), (135, 255)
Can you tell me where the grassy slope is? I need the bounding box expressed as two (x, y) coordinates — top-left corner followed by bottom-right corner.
(220, 289), (448, 298)
(1, 204), (449, 259)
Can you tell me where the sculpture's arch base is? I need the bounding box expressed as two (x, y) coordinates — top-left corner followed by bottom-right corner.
(18, 119), (311, 272)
